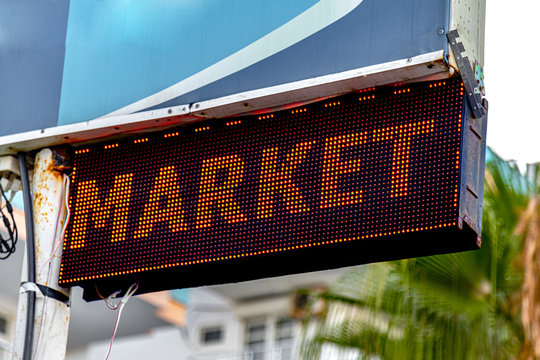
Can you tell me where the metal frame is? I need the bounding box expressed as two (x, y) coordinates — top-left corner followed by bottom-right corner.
(63, 79), (486, 301)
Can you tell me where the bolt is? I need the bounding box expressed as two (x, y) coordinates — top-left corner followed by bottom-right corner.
(195, 104), (200, 109)
(439, 29), (444, 35)
(168, 109), (172, 114)
(407, 58), (412, 63)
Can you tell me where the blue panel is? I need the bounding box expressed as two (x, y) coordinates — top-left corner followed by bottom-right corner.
(58, 0), (318, 125)
(1, 0), (450, 137)
(0, 0), (69, 136)
(147, 0), (449, 109)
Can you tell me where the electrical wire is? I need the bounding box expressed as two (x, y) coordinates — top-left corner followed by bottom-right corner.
(104, 291), (123, 311)
(104, 302), (126, 359)
(32, 174), (70, 360)
(104, 283), (139, 360)
(18, 152), (36, 360)
(0, 180), (18, 259)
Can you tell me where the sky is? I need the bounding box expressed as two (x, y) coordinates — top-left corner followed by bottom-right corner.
(484, 0), (540, 170)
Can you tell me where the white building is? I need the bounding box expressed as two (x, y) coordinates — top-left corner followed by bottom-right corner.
(66, 271), (344, 360)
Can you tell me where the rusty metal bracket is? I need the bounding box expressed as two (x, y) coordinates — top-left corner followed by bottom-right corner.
(447, 30), (486, 119)
(52, 146), (73, 175)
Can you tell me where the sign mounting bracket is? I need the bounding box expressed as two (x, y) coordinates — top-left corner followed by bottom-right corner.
(447, 30), (487, 119)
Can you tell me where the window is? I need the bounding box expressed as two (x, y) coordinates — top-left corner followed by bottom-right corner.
(245, 318), (267, 360)
(275, 318), (294, 360)
(200, 326), (223, 345)
(244, 317), (297, 360)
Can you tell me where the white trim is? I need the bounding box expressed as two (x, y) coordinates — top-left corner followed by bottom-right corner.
(191, 50), (449, 118)
(0, 51), (450, 156)
(0, 105), (193, 155)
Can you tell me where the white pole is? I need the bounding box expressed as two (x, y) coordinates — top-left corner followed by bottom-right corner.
(12, 148), (71, 360)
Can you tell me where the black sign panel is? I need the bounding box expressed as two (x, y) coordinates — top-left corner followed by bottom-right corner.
(60, 78), (485, 300)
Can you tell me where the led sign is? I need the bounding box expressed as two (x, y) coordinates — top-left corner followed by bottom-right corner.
(60, 78), (486, 300)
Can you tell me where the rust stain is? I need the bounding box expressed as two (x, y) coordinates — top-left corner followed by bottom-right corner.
(45, 156), (55, 175)
(33, 192), (44, 220)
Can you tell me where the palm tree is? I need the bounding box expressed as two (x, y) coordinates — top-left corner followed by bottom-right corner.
(517, 162), (540, 359)
(297, 148), (538, 359)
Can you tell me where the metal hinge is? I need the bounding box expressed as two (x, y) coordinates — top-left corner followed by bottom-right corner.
(447, 30), (487, 119)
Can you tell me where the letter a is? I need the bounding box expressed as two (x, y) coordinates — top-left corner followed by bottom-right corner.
(135, 166), (186, 238)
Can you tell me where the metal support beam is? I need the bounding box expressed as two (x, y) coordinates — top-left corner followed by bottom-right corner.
(12, 148), (72, 360)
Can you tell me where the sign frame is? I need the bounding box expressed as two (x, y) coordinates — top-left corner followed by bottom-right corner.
(57, 79), (487, 301)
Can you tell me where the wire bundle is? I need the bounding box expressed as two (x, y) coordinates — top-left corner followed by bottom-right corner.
(0, 184), (18, 259)
(103, 283), (139, 360)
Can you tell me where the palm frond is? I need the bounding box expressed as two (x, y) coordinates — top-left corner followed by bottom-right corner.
(299, 147), (532, 359)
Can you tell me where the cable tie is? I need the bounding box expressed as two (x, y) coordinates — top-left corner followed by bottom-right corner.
(19, 282), (43, 297)
(19, 282), (71, 306)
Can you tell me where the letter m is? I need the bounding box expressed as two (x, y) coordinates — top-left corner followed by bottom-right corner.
(69, 174), (133, 248)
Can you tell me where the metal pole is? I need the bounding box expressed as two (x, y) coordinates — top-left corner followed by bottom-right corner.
(12, 148), (72, 360)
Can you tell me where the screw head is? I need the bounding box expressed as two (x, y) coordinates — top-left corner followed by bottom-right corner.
(439, 29), (445, 35)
